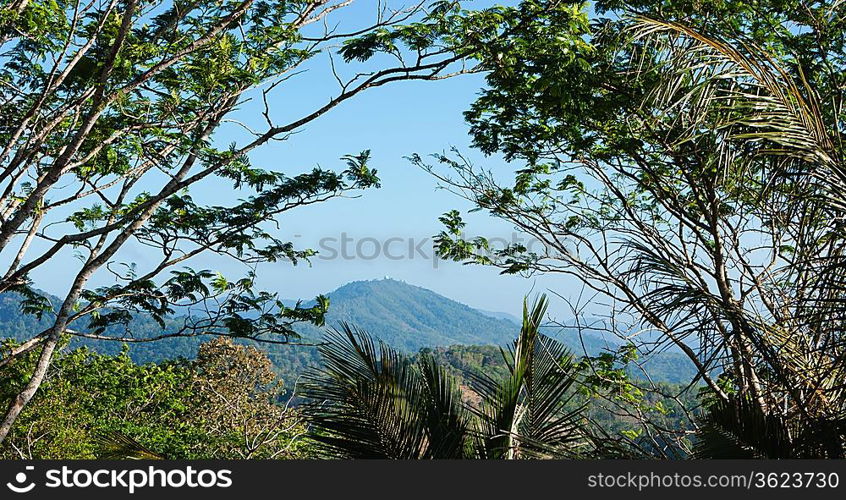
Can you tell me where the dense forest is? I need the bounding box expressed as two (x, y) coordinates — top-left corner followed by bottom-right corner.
(0, 281), (700, 458)
(2, 0), (846, 459)
(2, 309), (698, 459)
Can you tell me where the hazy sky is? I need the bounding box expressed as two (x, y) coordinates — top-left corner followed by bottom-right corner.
(31, 1), (582, 319)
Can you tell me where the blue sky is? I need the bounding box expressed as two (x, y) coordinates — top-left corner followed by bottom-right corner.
(31, 1), (581, 319)
(232, 1), (570, 317)
(251, 1), (574, 317)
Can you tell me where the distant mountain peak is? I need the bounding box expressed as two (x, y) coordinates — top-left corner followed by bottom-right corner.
(309, 278), (517, 352)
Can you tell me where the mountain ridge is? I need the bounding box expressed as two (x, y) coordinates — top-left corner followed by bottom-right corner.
(296, 278), (519, 351)
(0, 278), (697, 384)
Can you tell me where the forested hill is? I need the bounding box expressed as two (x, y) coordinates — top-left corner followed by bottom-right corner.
(0, 279), (697, 384)
(293, 279), (519, 351)
(0, 279), (521, 367)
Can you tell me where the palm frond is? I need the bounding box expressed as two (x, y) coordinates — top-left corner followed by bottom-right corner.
(93, 432), (165, 460)
(630, 15), (846, 211)
(302, 323), (470, 459)
(472, 295), (587, 459)
(305, 297), (589, 459)
(695, 396), (846, 458)
(417, 353), (473, 458)
(694, 397), (793, 459)
(632, 16), (835, 163)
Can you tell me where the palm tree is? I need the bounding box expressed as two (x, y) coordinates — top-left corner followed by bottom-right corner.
(300, 321), (471, 459)
(631, 16), (846, 458)
(301, 295), (589, 459)
(470, 295), (587, 459)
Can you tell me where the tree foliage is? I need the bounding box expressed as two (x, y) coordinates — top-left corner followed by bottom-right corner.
(0, 0), (560, 441)
(0, 336), (308, 459)
(421, 0), (846, 457)
(302, 295), (592, 459)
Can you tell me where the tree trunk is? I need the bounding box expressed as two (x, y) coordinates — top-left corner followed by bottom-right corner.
(0, 334), (59, 442)
(0, 276), (88, 443)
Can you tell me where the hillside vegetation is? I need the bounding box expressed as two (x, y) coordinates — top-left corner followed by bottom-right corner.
(0, 280), (697, 386)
